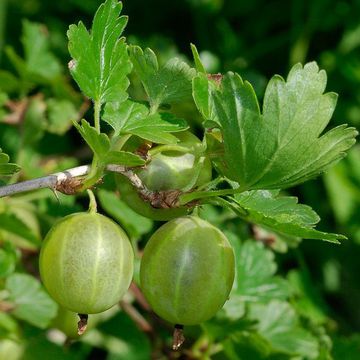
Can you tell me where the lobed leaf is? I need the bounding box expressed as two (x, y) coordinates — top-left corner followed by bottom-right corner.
(122, 112), (188, 144)
(103, 150), (145, 166)
(233, 190), (345, 243)
(21, 20), (61, 81)
(67, 0), (132, 104)
(5, 273), (58, 328)
(73, 119), (110, 158)
(73, 119), (145, 166)
(103, 100), (149, 136)
(249, 301), (319, 359)
(193, 62), (358, 190)
(103, 99), (188, 144)
(46, 99), (78, 135)
(129, 45), (196, 110)
(224, 239), (289, 314)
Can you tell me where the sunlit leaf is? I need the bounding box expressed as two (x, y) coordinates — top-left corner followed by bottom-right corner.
(67, 0), (131, 103)
(193, 62), (358, 190)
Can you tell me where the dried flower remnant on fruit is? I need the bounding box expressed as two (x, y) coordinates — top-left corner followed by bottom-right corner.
(172, 324), (185, 351)
(77, 313), (88, 335)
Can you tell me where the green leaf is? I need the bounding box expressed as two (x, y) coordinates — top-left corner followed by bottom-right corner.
(0, 149), (20, 176)
(97, 311), (151, 360)
(97, 189), (153, 240)
(103, 151), (145, 166)
(103, 100), (149, 136)
(190, 43), (206, 73)
(46, 99), (78, 135)
(225, 240), (289, 311)
(332, 335), (360, 360)
(233, 190), (345, 243)
(129, 45), (196, 110)
(0, 71), (20, 93)
(5, 273), (58, 328)
(73, 119), (110, 158)
(222, 332), (272, 360)
(193, 62), (358, 190)
(73, 120), (145, 166)
(22, 96), (47, 146)
(104, 100), (188, 144)
(122, 112), (188, 144)
(202, 316), (256, 342)
(0, 242), (17, 278)
(0, 313), (20, 340)
(249, 300), (319, 359)
(0, 213), (40, 246)
(21, 20), (61, 81)
(67, 0), (132, 103)
(288, 270), (329, 324)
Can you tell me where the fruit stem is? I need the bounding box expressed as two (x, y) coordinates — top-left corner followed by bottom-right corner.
(87, 189), (97, 213)
(172, 324), (185, 351)
(77, 313), (88, 335)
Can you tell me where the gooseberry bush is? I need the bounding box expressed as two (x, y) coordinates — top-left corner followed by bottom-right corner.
(0, 0), (358, 358)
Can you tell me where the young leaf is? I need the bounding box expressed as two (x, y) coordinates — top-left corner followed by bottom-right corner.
(190, 43), (206, 74)
(73, 119), (110, 158)
(122, 112), (188, 144)
(103, 150), (145, 166)
(0, 149), (20, 176)
(193, 62), (358, 190)
(74, 120), (145, 166)
(103, 99), (188, 143)
(67, 0), (131, 104)
(249, 301), (319, 359)
(5, 273), (58, 328)
(103, 100), (149, 136)
(233, 190), (346, 243)
(129, 45), (196, 110)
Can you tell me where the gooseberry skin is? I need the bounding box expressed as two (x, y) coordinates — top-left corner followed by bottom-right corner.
(140, 216), (235, 326)
(39, 212), (134, 314)
(117, 131), (212, 221)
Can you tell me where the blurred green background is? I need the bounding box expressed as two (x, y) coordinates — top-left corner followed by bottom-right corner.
(0, 0), (360, 359)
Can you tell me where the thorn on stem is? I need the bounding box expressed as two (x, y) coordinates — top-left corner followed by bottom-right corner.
(172, 324), (185, 351)
(77, 313), (88, 335)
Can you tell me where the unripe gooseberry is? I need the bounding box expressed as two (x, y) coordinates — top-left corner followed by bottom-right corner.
(140, 216), (235, 326)
(39, 212), (134, 314)
(117, 131), (212, 221)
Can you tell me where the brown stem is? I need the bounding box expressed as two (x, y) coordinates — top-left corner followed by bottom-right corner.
(129, 282), (151, 311)
(120, 300), (153, 333)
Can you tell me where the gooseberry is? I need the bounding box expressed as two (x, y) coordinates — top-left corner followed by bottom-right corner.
(140, 216), (235, 326)
(117, 131), (212, 221)
(39, 212), (134, 314)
